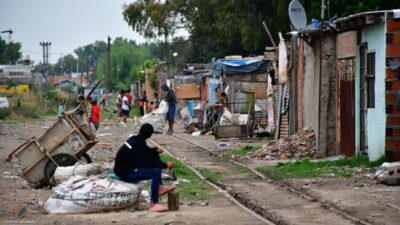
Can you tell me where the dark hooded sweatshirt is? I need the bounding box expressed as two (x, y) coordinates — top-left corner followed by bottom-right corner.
(161, 84), (177, 106)
(113, 124), (167, 178)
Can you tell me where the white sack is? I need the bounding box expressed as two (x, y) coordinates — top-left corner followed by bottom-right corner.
(219, 108), (232, 125)
(44, 175), (143, 214)
(53, 163), (103, 185)
(139, 113), (165, 133)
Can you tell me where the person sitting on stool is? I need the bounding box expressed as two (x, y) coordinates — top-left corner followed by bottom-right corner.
(113, 123), (176, 212)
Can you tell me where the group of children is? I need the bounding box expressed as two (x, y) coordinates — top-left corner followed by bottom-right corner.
(57, 94), (101, 132)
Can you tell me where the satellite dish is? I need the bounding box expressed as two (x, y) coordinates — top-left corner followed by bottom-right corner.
(288, 0), (307, 30)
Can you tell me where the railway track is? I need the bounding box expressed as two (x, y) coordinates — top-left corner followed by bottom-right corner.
(150, 132), (373, 225)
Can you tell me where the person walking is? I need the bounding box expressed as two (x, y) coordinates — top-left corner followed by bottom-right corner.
(121, 91), (129, 127)
(161, 84), (177, 135)
(89, 99), (101, 132)
(113, 123), (176, 212)
(138, 92), (147, 116)
(75, 95), (85, 123)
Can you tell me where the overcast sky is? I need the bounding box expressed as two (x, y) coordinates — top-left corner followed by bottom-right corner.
(0, 0), (147, 64)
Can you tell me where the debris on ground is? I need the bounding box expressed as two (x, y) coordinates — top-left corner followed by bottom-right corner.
(374, 162), (400, 185)
(249, 128), (317, 160)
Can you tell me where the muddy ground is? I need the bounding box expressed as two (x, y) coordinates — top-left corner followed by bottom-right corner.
(1, 118), (399, 225)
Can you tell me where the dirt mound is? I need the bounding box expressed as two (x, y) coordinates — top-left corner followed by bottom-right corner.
(249, 128), (317, 160)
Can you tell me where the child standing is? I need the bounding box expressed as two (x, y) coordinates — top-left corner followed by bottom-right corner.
(149, 101), (156, 112)
(89, 99), (101, 131)
(57, 98), (65, 119)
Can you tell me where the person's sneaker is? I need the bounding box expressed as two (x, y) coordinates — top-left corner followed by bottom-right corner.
(149, 203), (168, 212)
(166, 130), (173, 135)
(158, 185), (176, 196)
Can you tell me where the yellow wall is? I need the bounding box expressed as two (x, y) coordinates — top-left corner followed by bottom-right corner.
(0, 84), (30, 94)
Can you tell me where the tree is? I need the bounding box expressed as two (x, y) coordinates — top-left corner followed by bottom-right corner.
(123, 0), (400, 63)
(0, 36), (22, 64)
(74, 40), (107, 70)
(123, 0), (186, 58)
(54, 54), (77, 75)
(96, 37), (152, 91)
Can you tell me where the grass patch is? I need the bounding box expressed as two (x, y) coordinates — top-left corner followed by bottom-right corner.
(257, 156), (386, 180)
(222, 145), (259, 160)
(229, 165), (251, 174)
(198, 168), (222, 183)
(160, 154), (217, 201)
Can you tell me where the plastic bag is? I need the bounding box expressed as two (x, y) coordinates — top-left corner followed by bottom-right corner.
(180, 107), (193, 129)
(44, 175), (143, 214)
(155, 100), (169, 114)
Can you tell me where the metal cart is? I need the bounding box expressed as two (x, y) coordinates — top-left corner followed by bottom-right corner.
(7, 112), (97, 188)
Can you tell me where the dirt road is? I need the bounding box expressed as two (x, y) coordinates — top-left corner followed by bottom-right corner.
(0, 119), (267, 225)
(1, 119), (399, 225)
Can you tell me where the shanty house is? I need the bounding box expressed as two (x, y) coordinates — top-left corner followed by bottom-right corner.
(213, 58), (275, 134)
(291, 10), (400, 161)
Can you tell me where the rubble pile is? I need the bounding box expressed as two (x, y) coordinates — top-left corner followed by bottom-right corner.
(249, 128), (317, 160)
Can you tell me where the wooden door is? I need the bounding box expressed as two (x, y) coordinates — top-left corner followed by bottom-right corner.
(337, 58), (356, 156)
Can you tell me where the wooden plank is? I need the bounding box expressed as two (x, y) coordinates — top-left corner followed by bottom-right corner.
(336, 31), (357, 59)
(175, 83), (201, 99)
(227, 73), (268, 82)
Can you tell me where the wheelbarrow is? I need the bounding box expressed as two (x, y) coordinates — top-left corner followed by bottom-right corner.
(7, 81), (102, 188)
(7, 112), (98, 188)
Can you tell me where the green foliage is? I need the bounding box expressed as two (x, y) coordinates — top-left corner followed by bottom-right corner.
(54, 54), (77, 74)
(130, 105), (141, 117)
(0, 36), (22, 64)
(2, 86), (75, 120)
(123, 0), (400, 63)
(149, 72), (158, 90)
(229, 166), (251, 174)
(96, 37), (151, 91)
(256, 156), (387, 180)
(144, 59), (155, 69)
(6, 79), (18, 89)
(160, 154), (216, 201)
(0, 108), (11, 120)
(198, 168), (221, 184)
(74, 41), (107, 63)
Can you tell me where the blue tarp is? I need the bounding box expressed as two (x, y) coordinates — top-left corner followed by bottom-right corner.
(208, 78), (220, 105)
(213, 59), (270, 76)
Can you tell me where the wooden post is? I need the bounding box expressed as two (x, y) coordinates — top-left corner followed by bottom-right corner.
(167, 191), (179, 211)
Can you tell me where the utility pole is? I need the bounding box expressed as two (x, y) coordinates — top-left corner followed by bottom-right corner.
(321, 0), (326, 20)
(106, 36), (112, 91)
(40, 42), (51, 78)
